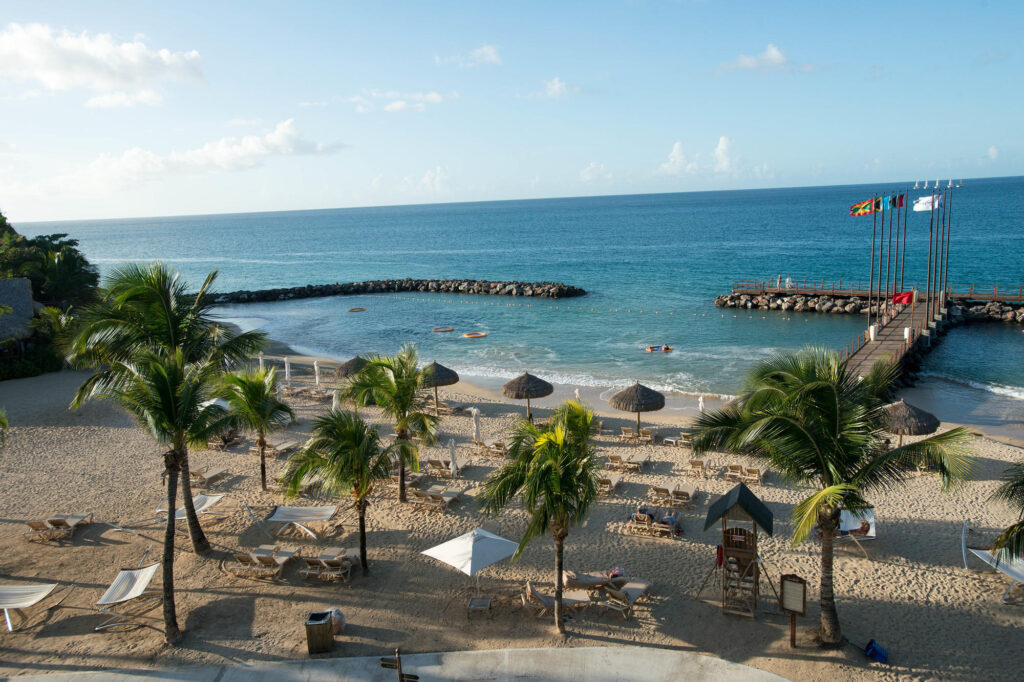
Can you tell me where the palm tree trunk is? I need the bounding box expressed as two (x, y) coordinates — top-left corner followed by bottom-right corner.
(396, 429), (409, 503)
(357, 499), (369, 576)
(162, 451), (182, 644)
(553, 528), (566, 634)
(257, 433), (267, 491)
(819, 517), (842, 646)
(178, 445), (210, 555)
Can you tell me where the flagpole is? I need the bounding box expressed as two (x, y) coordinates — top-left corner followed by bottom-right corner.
(935, 188), (946, 318)
(941, 187), (953, 312)
(885, 192), (894, 317)
(868, 195), (877, 331)
(877, 195), (887, 323)
(900, 187), (909, 291)
(891, 192), (901, 304)
(925, 191), (936, 323)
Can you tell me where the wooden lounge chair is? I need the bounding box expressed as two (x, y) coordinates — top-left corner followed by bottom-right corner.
(521, 581), (592, 617)
(424, 459), (450, 477)
(670, 483), (698, 509)
(1, 583), (75, 632)
(626, 512), (677, 539)
(638, 428), (654, 444)
(388, 471), (425, 489)
(647, 486), (672, 505)
(594, 420), (613, 436)
(426, 488), (464, 512)
(741, 467), (763, 486)
(725, 464), (744, 483)
(619, 427), (638, 444)
(622, 452), (651, 473)
(685, 459), (708, 478)
(23, 512), (92, 543)
(251, 437), (299, 458)
(251, 545), (299, 579)
(564, 571), (628, 592)
(597, 474), (622, 497)
(663, 431), (694, 448)
(94, 563), (162, 631)
(602, 580), (652, 619)
(485, 441), (506, 457)
(605, 454), (626, 471)
(298, 555), (353, 583)
(226, 554), (279, 580)
(408, 489), (433, 509)
(191, 466), (228, 488)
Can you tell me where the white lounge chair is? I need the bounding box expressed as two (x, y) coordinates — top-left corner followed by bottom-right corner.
(962, 520), (1024, 605)
(264, 505), (340, 540)
(94, 563), (162, 631)
(1, 583), (74, 632)
(833, 508), (876, 558)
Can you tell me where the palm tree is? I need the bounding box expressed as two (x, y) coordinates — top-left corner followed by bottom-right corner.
(341, 345), (437, 502)
(221, 368), (294, 490)
(68, 263), (266, 554)
(91, 350), (225, 644)
(990, 464), (1024, 559)
(479, 400), (600, 634)
(280, 410), (403, 575)
(692, 347), (972, 647)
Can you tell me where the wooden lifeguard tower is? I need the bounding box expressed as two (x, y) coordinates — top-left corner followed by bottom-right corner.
(701, 483), (775, 617)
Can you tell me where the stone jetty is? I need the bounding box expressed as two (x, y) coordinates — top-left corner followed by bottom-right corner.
(713, 291), (1024, 325)
(212, 278), (586, 304)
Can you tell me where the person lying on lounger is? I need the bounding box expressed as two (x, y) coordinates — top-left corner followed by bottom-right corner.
(834, 520), (871, 538)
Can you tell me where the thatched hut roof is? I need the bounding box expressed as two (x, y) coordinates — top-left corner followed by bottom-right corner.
(881, 399), (939, 436)
(501, 372), (553, 400)
(609, 382), (665, 413)
(335, 356), (367, 379)
(422, 361), (459, 388)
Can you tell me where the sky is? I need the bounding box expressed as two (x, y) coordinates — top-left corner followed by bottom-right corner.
(0, 0), (1021, 223)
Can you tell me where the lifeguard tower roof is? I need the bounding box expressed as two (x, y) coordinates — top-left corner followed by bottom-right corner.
(703, 483), (774, 535)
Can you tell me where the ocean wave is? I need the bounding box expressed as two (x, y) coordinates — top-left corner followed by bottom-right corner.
(918, 371), (1024, 401)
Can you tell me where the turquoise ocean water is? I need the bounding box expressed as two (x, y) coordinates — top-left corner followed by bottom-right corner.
(21, 177), (1024, 429)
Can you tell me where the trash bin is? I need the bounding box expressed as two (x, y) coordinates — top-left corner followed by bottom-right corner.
(305, 611), (333, 654)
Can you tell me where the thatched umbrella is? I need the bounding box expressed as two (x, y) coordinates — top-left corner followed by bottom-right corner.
(501, 372), (553, 421)
(335, 356), (367, 380)
(609, 381), (665, 432)
(422, 361), (460, 416)
(881, 398), (940, 446)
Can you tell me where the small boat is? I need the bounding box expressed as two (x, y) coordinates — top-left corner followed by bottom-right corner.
(923, 180), (929, 189)
(913, 180), (919, 189)
(956, 178), (962, 187)
(645, 345), (673, 353)
(947, 178), (953, 188)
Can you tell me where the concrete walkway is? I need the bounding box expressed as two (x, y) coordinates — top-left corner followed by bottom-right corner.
(11, 646), (787, 681)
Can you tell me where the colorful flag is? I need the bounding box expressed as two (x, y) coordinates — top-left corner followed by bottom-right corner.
(892, 291), (914, 305)
(850, 198), (874, 216)
(889, 194), (905, 208)
(913, 194), (943, 212)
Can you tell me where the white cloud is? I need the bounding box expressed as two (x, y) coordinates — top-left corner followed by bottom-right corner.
(580, 161), (611, 182)
(988, 145), (999, 160)
(298, 100), (328, 108)
(713, 136), (732, 173)
(0, 23), (201, 105)
(349, 89), (456, 113)
(4, 119), (340, 198)
(420, 166), (448, 194)
(84, 89), (162, 108)
(436, 44), (502, 68)
(527, 76), (579, 100)
(720, 44), (814, 72)
(657, 142), (698, 175)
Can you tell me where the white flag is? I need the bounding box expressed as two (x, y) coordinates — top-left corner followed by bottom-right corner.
(913, 194), (943, 212)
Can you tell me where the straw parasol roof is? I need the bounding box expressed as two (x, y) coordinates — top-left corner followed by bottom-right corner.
(881, 399), (939, 440)
(501, 372), (553, 421)
(423, 361), (460, 416)
(609, 381), (665, 431)
(335, 356), (367, 379)
(422, 361), (459, 388)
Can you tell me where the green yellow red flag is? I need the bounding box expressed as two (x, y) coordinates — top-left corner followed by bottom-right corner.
(850, 198), (874, 217)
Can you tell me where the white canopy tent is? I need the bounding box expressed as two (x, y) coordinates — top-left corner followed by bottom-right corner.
(422, 528), (517, 599)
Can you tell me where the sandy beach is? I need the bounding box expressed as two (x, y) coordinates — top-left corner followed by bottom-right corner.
(1, 351), (1022, 680)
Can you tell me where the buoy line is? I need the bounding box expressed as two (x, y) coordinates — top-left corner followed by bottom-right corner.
(463, 332), (487, 338)
(348, 307), (366, 312)
(432, 326), (455, 333)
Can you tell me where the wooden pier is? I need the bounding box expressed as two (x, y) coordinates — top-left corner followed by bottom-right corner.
(732, 279), (1024, 304)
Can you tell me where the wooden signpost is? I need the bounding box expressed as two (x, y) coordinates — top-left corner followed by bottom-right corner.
(779, 574), (806, 648)
(381, 648), (419, 681)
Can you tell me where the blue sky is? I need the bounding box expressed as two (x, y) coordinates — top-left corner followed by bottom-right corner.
(1, 1), (1020, 222)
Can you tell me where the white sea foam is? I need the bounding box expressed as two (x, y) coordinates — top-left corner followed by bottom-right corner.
(918, 371), (1024, 401)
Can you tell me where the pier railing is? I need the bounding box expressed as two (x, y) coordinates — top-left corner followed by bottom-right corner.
(732, 280), (1024, 303)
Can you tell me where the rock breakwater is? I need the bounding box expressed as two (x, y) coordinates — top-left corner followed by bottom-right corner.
(713, 292), (1024, 324)
(212, 278), (586, 304)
